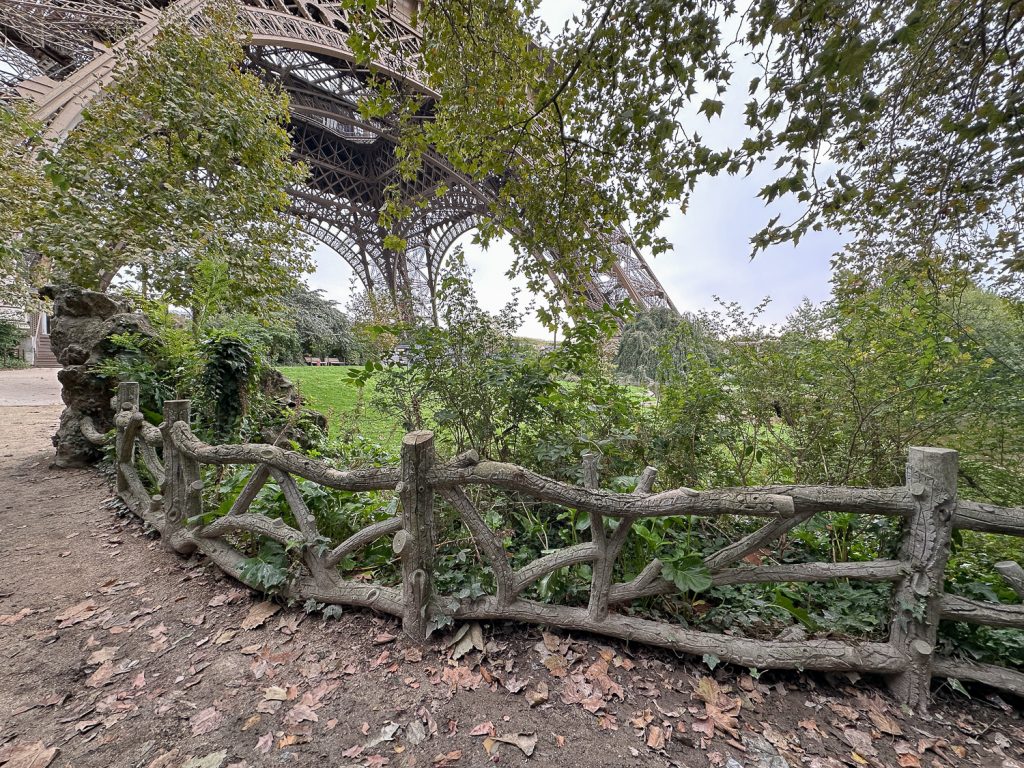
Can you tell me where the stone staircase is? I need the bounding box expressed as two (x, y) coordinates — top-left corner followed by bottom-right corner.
(34, 334), (60, 368)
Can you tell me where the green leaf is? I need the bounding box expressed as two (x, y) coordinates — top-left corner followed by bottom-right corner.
(699, 99), (724, 119)
(662, 553), (712, 593)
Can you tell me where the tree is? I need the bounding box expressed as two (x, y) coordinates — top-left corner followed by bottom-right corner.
(26, 0), (309, 317)
(643, 261), (1024, 498)
(345, 0), (1024, 314)
(282, 285), (356, 361)
(0, 105), (49, 308)
(614, 307), (721, 385)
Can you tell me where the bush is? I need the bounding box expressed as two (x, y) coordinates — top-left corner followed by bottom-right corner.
(197, 331), (261, 441)
(0, 319), (23, 367)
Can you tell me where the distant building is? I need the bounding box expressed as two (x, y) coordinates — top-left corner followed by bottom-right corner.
(0, 304), (58, 367)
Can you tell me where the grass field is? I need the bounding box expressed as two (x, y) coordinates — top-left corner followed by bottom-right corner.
(277, 365), (403, 444)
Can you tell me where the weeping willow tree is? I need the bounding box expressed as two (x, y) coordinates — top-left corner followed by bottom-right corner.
(614, 308), (717, 386)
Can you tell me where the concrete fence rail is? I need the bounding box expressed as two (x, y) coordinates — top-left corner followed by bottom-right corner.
(80, 382), (1024, 712)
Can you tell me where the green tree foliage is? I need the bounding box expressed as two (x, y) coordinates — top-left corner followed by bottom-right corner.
(281, 285), (356, 361)
(370, 255), (643, 472)
(0, 320), (26, 368)
(0, 105), (49, 307)
(26, 0), (309, 314)
(204, 285), (356, 364)
(345, 0), (1024, 318)
(640, 265), (1024, 501)
(741, 0), (1024, 285)
(344, 0), (732, 325)
(615, 307), (719, 385)
(198, 331), (261, 442)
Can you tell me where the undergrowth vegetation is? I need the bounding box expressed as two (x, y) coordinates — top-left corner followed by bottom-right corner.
(104, 254), (1023, 671)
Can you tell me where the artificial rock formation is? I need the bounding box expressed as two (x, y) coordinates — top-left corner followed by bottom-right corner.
(41, 285), (157, 467)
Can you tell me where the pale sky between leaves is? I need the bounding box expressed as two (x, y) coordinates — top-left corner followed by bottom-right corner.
(306, 1), (846, 339)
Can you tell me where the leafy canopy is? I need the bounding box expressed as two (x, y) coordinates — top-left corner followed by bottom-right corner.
(26, 0), (309, 314)
(0, 105), (49, 308)
(343, 0), (1024, 316)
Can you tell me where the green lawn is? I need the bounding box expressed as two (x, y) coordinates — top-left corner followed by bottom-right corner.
(277, 365), (403, 444)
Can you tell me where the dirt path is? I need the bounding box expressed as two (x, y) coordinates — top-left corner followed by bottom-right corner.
(0, 368), (63, 407)
(0, 402), (1022, 768)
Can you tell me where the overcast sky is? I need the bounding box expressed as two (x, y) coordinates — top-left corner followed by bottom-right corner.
(305, 1), (845, 339)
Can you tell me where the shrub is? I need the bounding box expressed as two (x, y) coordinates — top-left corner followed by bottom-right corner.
(197, 331), (260, 441)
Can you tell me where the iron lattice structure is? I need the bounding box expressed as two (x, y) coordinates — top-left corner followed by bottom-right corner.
(1, 0), (677, 320)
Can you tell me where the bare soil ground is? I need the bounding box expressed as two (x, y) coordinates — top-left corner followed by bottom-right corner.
(0, 369), (63, 407)
(0, 401), (1022, 768)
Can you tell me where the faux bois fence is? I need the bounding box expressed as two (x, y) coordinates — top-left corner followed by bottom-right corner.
(78, 382), (1024, 712)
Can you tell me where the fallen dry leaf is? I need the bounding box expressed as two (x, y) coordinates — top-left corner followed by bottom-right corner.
(448, 623), (484, 660)
(827, 701), (861, 721)
(254, 732), (273, 756)
(526, 682), (549, 707)
(469, 721), (495, 737)
(214, 629), (237, 646)
(432, 751), (462, 766)
(240, 602), (280, 631)
(543, 654), (569, 677)
(2, 741), (59, 768)
(263, 686), (288, 701)
(646, 725), (666, 750)
(503, 676), (527, 693)
(580, 694), (605, 714)
(54, 600), (97, 628)
(190, 706), (225, 736)
(867, 709), (903, 737)
(841, 728), (877, 758)
(85, 660), (114, 688)
(0, 608), (33, 625)
(86, 646), (119, 665)
(145, 750), (180, 768)
(630, 709), (655, 729)
(690, 676), (741, 739)
(440, 665), (481, 691)
(284, 703), (318, 726)
(181, 751), (227, 768)
(691, 717), (715, 740)
(482, 733), (537, 757)
(365, 722), (400, 748)
(10, 693), (65, 717)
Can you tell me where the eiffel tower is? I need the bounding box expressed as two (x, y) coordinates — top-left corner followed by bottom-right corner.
(1, 0), (677, 321)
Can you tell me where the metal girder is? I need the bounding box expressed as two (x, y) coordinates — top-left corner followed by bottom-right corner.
(1, 0), (678, 319)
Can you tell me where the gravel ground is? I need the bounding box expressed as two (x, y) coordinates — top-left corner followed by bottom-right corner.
(0, 368), (62, 407)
